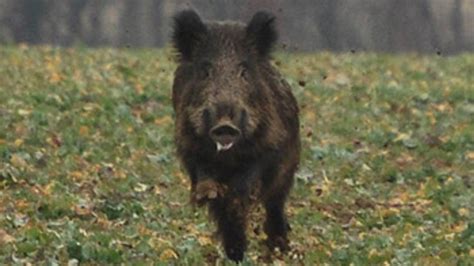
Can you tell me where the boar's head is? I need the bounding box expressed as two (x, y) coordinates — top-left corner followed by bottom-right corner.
(172, 10), (280, 155)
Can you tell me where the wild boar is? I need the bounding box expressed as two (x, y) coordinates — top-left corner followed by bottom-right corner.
(171, 9), (300, 262)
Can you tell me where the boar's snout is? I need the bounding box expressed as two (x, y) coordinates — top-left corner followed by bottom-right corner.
(210, 122), (241, 152)
(202, 104), (249, 152)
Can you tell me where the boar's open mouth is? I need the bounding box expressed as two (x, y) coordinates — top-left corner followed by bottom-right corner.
(209, 122), (241, 152)
(216, 142), (233, 152)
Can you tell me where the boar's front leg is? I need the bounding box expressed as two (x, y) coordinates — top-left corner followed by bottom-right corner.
(209, 196), (248, 262)
(264, 193), (290, 251)
(264, 184), (292, 252)
(208, 166), (258, 262)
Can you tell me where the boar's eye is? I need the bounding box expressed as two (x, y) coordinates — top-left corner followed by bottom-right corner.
(239, 61), (250, 79)
(198, 61), (212, 79)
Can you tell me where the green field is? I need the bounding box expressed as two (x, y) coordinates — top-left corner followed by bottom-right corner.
(0, 46), (473, 265)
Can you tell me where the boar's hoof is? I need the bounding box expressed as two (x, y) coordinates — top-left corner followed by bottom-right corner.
(192, 179), (225, 206)
(266, 236), (290, 253)
(225, 245), (245, 262)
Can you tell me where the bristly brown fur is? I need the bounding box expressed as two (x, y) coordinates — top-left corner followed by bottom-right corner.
(171, 9), (300, 262)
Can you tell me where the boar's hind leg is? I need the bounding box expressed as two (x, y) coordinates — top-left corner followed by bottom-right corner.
(264, 184), (292, 252)
(209, 197), (248, 262)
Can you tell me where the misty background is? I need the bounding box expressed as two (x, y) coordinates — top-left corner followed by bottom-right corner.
(0, 0), (472, 54)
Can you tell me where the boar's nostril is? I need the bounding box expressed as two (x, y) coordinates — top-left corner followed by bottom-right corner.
(210, 124), (241, 138)
(210, 124), (241, 151)
(210, 124), (241, 148)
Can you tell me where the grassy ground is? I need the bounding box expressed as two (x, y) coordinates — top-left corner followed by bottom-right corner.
(0, 46), (473, 265)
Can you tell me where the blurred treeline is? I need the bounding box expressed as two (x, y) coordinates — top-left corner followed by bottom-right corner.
(0, 0), (472, 54)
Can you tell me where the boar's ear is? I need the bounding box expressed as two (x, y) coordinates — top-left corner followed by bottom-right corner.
(172, 9), (208, 60)
(246, 11), (278, 57)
